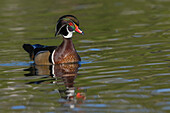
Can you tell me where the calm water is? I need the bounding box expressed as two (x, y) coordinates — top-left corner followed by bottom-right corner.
(0, 0), (170, 112)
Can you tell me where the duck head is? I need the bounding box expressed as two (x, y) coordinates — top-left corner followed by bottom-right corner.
(55, 15), (84, 38)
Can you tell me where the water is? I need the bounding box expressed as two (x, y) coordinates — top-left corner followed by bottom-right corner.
(0, 0), (170, 112)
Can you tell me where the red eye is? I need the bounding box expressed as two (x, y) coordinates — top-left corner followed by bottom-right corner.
(69, 22), (73, 26)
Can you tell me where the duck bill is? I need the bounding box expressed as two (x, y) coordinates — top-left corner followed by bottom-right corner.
(75, 24), (84, 35)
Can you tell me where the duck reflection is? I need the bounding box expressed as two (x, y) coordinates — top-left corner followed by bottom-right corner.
(24, 63), (86, 106)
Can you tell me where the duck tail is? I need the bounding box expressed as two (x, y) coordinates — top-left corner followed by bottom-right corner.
(23, 44), (34, 60)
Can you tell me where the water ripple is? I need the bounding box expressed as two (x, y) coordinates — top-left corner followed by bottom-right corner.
(155, 73), (170, 76)
(0, 61), (33, 66)
(140, 62), (167, 66)
(82, 104), (108, 108)
(152, 88), (170, 94)
(130, 43), (162, 47)
(99, 70), (130, 74)
(11, 105), (26, 110)
(115, 94), (150, 98)
(92, 78), (139, 83)
(117, 66), (135, 69)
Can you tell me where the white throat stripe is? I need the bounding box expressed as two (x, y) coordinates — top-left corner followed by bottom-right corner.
(63, 26), (73, 38)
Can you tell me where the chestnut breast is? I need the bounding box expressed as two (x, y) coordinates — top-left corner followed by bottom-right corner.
(52, 38), (81, 64)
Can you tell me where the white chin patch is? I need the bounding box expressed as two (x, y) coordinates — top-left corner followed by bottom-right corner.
(63, 26), (73, 38)
(63, 31), (73, 38)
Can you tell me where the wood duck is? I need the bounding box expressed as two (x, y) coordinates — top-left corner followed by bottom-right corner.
(23, 15), (84, 65)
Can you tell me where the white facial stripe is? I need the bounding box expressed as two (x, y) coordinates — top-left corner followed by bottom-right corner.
(56, 24), (66, 36)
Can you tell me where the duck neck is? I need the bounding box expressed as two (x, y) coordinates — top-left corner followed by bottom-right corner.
(60, 38), (75, 51)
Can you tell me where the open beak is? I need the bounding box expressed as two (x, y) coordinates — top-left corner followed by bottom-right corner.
(75, 24), (84, 35)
